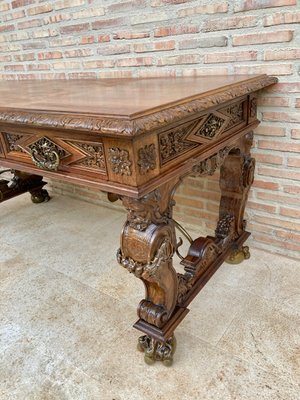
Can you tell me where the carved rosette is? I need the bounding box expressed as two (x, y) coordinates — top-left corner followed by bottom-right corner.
(108, 147), (132, 176)
(137, 144), (156, 175)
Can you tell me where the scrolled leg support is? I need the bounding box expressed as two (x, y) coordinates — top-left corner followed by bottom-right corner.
(118, 179), (180, 365)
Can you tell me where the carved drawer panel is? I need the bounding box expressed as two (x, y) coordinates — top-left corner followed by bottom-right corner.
(158, 98), (248, 166)
(0, 130), (107, 178)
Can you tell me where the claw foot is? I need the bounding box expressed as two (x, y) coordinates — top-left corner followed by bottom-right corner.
(30, 188), (50, 204)
(225, 245), (250, 264)
(137, 334), (176, 366)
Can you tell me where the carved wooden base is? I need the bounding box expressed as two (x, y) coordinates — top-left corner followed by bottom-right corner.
(117, 133), (255, 366)
(0, 170), (49, 204)
(137, 334), (176, 366)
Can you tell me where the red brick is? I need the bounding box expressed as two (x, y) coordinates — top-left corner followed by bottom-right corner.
(258, 140), (300, 152)
(0, 3), (10, 11)
(55, 0), (85, 10)
(204, 50), (257, 64)
(116, 57), (153, 67)
(98, 44), (131, 55)
(113, 31), (150, 40)
(204, 16), (257, 32)
(280, 206), (300, 219)
(60, 23), (90, 35)
(0, 55), (12, 62)
(264, 11), (300, 26)
(138, 69), (177, 77)
(23, 42), (46, 50)
(12, 0), (34, 8)
(287, 157), (300, 168)
(4, 64), (24, 71)
(152, 0), (193, 5)
(258, 166), (300, 181)
(157, 54), (199, 66)
(179, 36), (227, 50)
(0, 25), (15, 33)
(254, 152), (283, 165)
(154, 25), (198, 37)
(17, 19), (43, 30)
(234, 64), (293, 76)
(64, 49), (93, 58)
(291, 129), (300, 139)
(28, 64), (50, 71)
(107, 0), (145, 13)
(134, 40), (175, 52)
(252, 233), (300, 253)
(14, 53), (35, 61)
(256, 192), (300, 206)
(82, 60), (115, 69)
(265, 83), (300, 93)
(97, 34), (110, 43)
(283, 185), (300, 194)
(254, 125), (286, 137)
(254, 215), (300, 231)
(257, 97), (290, 107)
(174, 195), (205, 210)
(295, 99), (300, 108)
(252, 179), (279, 190)
(264, 48), (300, 61)
(3, 10), (25, 21)
(80, 36), (95, 45)
(68, 72), (97, 79)
(247, 201), (277, 213)
(92, 18), (126, 30)
(235, 0), (296, 12)
(182, 67), (230, 76)
(38, 51), (63, 60)
(232, 30), (293, 46)
(27, 5), (53, 15)
(276, 230), (300, 243)
(98, 70), (133, 79)
(262, 112), (300, 124)
(177, 3), (228, 17)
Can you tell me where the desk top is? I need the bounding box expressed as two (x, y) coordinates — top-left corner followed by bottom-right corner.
(0, 75), (277, 137)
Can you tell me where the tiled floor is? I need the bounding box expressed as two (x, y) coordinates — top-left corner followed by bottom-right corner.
(0, 193), (299, 400)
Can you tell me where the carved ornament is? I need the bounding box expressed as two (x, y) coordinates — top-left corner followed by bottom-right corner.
(122, 189), (171, 231)
(191, 147), (230, 176)
(138, 144), (156, 175)
(68, 141), (106, 172)
(27, 137), (69, 171)
(4, 133), (26, 153)
(108, 147), (132, 176)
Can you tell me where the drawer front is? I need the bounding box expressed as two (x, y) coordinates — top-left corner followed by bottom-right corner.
(0, 129), (107, 179)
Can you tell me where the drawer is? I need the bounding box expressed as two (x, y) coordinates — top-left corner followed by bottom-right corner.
(0, 128), (108, 180)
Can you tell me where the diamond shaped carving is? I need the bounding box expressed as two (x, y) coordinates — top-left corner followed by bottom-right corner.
(4, 132), (27, 153)
(67, 141), (106, 172)
(187, 112), (230, 144)
(25, 137), (70, 161)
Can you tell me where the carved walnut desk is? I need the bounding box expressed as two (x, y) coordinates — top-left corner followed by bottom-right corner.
(0, 75), (277, 365)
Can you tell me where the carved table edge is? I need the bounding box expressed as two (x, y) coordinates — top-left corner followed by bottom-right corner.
(0, 76), (277, 137)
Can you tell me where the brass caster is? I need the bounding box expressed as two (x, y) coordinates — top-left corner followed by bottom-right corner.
(225, 245), (250, 264)
(30, 189), (50, 204)
(137, 334), (176, 366)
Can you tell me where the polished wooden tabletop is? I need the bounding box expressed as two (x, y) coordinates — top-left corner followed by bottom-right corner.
(0, 75), (269, 118)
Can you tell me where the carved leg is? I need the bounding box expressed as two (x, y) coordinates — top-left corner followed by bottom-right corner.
(0, 170), (49, 204)
(216, 132), (255, 263)
(117, 179), (180, 365)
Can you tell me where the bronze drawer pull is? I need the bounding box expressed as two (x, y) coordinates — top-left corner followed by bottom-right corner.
(29, 142), (60, 171)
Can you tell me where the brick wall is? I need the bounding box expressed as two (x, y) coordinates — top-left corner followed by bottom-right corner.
(0, 0), (299, 259)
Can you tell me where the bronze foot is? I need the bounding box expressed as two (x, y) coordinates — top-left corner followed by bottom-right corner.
(225, 245), (250, 264)
(30, 188), (50, 204)
(137, 334), (176, 366)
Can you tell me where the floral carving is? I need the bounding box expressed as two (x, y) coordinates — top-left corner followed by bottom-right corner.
(224, 101), (245, 129)
(138, 144), (156, 175)
(5, 133), (25, 153)
(195, 114), (225, 139)
(108, 147), (132, 176)
(68, 142), (106, 172)
(159, 124), (198, 164)
(191, 147), (230, 176)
